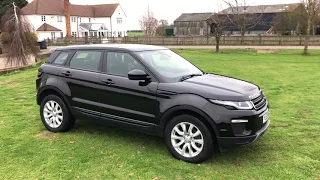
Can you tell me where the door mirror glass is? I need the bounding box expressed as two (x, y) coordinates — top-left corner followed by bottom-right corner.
(128, 69), (150, 81)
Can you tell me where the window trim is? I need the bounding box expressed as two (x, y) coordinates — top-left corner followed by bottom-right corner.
(65, 49), (104, 73)
(41, 15), (46, 22)
(71, 16), (77, 23)
(117, 17), (122, 24)
(102, 50), (159, 82)
(57, 16), (63, 22)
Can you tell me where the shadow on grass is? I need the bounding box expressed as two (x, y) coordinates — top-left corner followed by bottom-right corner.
(67, 119), (270, 165)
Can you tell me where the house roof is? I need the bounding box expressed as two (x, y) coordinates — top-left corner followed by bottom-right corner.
(174, 13), (213, 22)
(36, 23), (61, 31)
(220, 3), (302, 14)
(21, 0), (119, 17)
(79, 23), (108, 31)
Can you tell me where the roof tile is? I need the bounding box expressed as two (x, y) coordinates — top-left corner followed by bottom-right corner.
(22, 0), (118, 17)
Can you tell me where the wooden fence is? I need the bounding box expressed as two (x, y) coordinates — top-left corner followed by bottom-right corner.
(51, 36), (320, 46)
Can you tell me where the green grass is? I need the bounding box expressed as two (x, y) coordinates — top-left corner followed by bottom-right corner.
(0, 49), (320, 179)
(127, 32), (145, 37)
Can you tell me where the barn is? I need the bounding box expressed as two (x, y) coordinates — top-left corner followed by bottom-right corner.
(173, 13), (212, 36)
(173, 3), (315, 36)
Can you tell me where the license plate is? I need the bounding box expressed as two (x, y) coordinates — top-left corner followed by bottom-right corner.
(262, 110), (270, 124)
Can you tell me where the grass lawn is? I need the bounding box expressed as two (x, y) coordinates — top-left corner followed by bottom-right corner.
(0, 49), (319, 179)
(127, 32), (145, 37)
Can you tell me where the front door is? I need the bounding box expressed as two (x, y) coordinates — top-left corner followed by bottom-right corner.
(59, 50), (103, 118)
(99, 51), (159, 129)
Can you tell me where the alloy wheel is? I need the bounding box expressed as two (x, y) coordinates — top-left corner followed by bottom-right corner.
(171, 122), (204, 158)
(43, 100), (63, 128)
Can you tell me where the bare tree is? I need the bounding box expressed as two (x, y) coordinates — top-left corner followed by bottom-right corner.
(301, 0), (320, 54)
(1, 3), (38, 66)
(157, 19), (169, 36)
(64, 0), (71, 37)
(222, 0), (265, 43)
(139, 7), (158, 36)
(208, 13), (230, 53)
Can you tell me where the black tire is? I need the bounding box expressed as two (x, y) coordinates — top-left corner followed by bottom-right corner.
(40, 95), (75, 132)
(165, 115), (214, 163)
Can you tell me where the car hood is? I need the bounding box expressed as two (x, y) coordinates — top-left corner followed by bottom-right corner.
(158, 74), (260, 101)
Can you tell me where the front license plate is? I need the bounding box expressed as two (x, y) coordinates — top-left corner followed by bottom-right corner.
(263, 110), (270, 124)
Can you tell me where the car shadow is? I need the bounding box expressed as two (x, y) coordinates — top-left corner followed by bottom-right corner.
(69, 120), (269, 165)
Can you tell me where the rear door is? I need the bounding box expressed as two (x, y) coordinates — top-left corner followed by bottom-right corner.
(99, 51), (159, 130)
(59, 50), (103, 119)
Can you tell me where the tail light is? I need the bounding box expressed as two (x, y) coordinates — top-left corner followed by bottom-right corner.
(37, 71), (42, 77)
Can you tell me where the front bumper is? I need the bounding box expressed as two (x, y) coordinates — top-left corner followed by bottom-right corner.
(202, 101), (270, 150)
(217, 119), (270, 149)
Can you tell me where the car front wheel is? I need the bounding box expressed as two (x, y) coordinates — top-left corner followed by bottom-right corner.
(165, 114), (214, 163)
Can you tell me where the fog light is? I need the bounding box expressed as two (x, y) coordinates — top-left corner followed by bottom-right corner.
(231, 119), (248, 123)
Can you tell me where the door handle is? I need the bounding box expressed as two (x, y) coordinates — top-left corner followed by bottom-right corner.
(101, 79), (115, 85)
(61, 71), (72, 76)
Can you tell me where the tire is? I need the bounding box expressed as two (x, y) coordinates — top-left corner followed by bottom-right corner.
(40, 94), (75, 132)
(165, 115), (214, 163)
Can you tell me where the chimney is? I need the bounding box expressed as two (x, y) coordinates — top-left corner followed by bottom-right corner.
(64, 0), (71, 37)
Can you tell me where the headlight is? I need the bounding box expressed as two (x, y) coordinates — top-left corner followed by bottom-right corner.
(209, 100), (253, 110)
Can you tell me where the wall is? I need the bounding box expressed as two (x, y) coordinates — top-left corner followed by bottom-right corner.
(174, 21), (209, 36)
(111, 5), (128, 37)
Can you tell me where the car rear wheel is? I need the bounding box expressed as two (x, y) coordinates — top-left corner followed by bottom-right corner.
(40, 95), (75, 132)
(165, 114), (214, 163)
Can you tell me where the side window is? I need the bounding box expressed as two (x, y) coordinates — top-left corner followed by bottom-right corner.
(47, 50), (61, 63)
(106, 52), (145, 77)
(69, 51), (102, 72)
(53, 51), (72, 65)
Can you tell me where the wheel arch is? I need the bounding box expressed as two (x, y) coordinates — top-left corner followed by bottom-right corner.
(159, 105), (219, 140)
(37, 86), (70, 107)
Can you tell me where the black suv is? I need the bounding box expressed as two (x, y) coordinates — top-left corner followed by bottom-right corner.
(36, 44), (269, 163)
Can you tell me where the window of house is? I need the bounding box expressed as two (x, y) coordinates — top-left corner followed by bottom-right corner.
(60, 32), (64, 38)
(41, 16), (46, 22)
(53, 51), (72, 65)
(117, 18), (122, 24)
(57, 16), (63, 22)
(89, 18), (91, 23)
(79, 17), (82, 23)
(70, 51), (102, 72)
(72, 32), (77, 37)
(71, 16), (77, 22)
(105, 52), (145, 77)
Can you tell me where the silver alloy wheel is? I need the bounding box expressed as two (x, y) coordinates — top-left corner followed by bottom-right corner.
(43, 100), (63, 128)
(171, 122), (204, 158)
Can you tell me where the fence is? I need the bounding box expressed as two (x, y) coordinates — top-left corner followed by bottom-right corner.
(50, 36), (320, 46)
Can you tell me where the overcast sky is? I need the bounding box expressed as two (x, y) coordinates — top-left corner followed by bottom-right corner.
(70, 0), (300, 29)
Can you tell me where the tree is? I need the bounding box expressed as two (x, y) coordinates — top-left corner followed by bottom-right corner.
(1, 2), (38, 66)
(272, 6), (308, 35)
(208, 13), (230, 53)
(0, 0), (28, 29)
(222, 0), (265, 43)
(156, 19), (169, 36)
(139, 8), (158, 36)
(301, 0), (320, 54)
(64, 0), (71, 37)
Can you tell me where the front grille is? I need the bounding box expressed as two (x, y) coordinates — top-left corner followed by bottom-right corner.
(251, 92), (267, 110)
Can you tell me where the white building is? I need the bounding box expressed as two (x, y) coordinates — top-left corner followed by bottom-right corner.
(21, 0), (127, 40)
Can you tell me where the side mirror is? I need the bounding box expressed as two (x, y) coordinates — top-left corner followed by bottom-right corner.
(128, 69), (151, 81)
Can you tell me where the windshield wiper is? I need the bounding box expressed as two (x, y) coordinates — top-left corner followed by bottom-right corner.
(179, 74), (203, 82)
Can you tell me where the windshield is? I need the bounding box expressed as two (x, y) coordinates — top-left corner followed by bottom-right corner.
(136, 50), (203, 82)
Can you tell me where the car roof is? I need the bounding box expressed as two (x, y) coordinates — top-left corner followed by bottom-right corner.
(55, 44), (168, 52)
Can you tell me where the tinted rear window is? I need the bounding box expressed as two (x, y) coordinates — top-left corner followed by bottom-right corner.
(46, 51), (61, 63)
(53, 51), (73, 65)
